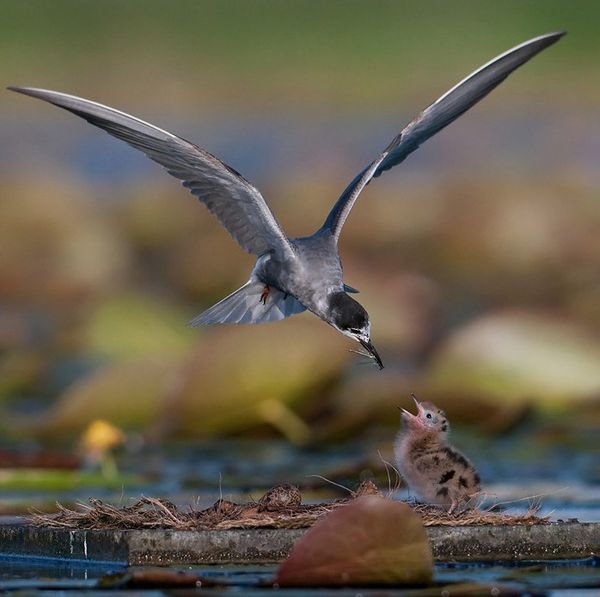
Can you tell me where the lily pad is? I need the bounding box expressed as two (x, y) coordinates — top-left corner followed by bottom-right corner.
(21, 358), (180, 436)
(167, 319), (348, 439)
(20, 318), (348, 440)
(275, 495), (433, 586)
(424, 310), (600, 410)
(0, 468), (139, 491)
(85, 293), (195, 360)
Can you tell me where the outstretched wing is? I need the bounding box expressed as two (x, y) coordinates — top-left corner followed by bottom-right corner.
(322, 31), (565, 243)
(9, 86), (295, 258)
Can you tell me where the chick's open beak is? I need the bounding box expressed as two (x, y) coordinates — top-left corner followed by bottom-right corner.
(399, 396), (419, 419)
(412, 395), (423, 412)
(398, 404), (420, 427)
(359, 338), (384, 369)
(399, 395), (425, 427)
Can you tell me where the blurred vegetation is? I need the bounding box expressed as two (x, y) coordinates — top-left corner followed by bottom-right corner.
(0, 0), (599, 454)
(1, 0), (599, 110)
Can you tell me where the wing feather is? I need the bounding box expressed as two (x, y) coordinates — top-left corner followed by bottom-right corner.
(9, 86), (294, 258)
(322, 32), (565, 242)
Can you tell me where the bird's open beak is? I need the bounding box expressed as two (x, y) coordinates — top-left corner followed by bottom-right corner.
(359, 338), (384, 369)
(399, 406), (415, 418)
(400, 396), (417, 418)
(399, 395), (424, 426)
(412, 395), (423, 412)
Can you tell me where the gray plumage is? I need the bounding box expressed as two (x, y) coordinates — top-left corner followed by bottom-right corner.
(189, 279), (306, 326)
(8, 32), (564, 369)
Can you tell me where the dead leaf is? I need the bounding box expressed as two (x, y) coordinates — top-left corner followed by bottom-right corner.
(431, 582), (539, 596)
(99, 569), (215, 589)
(275, 495), (433, 586)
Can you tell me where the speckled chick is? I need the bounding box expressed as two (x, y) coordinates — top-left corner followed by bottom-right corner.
(394, 396), (481, 513)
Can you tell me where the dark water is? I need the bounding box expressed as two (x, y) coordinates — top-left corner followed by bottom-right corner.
(0, 556), (599, 595)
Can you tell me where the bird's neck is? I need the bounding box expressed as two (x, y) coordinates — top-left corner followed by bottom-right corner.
(406, 431), (446, 453)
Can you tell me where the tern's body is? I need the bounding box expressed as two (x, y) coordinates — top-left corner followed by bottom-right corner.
(9, 32), (563, 368)
(258, 231), (341, 318)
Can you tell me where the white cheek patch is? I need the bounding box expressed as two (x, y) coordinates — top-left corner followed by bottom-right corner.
(346, 329), (362, 342)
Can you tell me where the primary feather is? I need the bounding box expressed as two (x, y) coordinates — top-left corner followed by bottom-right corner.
(322, 31), (565, 243)
(7, 86), (294, 259)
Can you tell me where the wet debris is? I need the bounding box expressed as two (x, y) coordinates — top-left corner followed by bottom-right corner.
(31, 481), (548, 531)
(351, 478), (382, 497)
(258, 483), (302, 511)
(99, 569), (211, 589)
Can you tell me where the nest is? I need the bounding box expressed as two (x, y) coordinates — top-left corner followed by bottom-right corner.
(31, 481), (548, 531)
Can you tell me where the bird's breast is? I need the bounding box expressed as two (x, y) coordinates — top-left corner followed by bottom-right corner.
(252, 237), (344, 316)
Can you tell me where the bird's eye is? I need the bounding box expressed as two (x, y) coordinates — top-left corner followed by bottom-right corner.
(426, 413), (432, 419)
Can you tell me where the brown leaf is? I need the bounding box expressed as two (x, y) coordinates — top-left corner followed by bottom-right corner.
(275, 495), (433, 587)
(99, 569), (205, 589)
(428, 583), (536, 596)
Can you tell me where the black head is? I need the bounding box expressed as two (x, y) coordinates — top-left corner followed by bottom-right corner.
(328, 292), (383, 369)
(329, 292), (369, 332)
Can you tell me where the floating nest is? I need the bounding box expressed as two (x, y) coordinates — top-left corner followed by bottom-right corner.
(31, 481), (547, 531)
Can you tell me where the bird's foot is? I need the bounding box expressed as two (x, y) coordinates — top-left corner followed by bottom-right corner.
(259, 285), (271, 305)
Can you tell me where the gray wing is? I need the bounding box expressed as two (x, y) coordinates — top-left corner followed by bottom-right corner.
(8, 86), (295, 258)
(322, 31), (565, 243)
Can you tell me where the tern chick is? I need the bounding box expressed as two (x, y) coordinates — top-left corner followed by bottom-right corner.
(394, 396), (481, 513)
(8, 33), (564, 369)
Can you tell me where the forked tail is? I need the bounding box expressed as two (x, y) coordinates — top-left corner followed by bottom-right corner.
(189, 280), (307, 326)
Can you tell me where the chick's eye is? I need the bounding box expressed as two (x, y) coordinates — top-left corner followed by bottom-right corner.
(426, 413), (432, 419)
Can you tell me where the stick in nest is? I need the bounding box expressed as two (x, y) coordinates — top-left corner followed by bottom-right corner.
(29, 482), (550, 531)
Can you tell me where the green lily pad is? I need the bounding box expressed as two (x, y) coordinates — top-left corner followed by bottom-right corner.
(425, 310), (600, 410)
(0, 468), (140, 491)
(85, 293), (195, 360)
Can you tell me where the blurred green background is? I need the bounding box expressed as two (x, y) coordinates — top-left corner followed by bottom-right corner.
(0, 0), (599, 452)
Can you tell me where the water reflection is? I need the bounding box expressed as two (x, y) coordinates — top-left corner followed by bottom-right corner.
(0, 556), (598, 593)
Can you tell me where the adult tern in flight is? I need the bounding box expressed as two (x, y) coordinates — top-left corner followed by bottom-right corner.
(9, 32), (564, 369)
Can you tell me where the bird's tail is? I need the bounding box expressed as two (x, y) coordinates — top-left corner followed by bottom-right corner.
(189, 280), (307, 326)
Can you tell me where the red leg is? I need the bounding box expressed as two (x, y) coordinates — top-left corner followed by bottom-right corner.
(260, 284), (271, 305)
